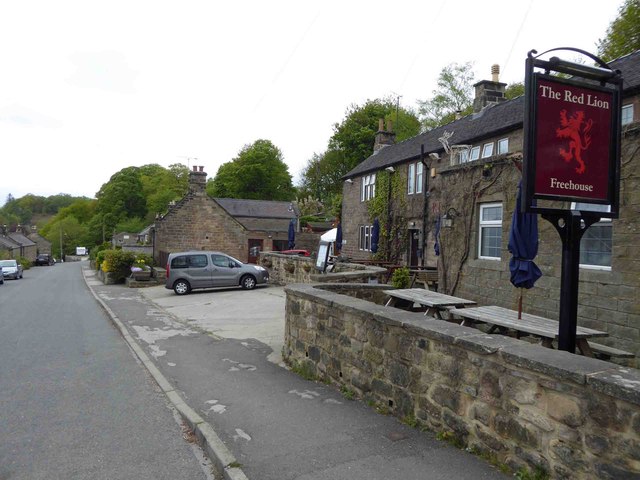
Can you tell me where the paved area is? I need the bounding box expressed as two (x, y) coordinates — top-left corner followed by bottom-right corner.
(84, 267), (508, 480)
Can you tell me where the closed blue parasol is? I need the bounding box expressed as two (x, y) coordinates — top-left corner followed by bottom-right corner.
(288, 219), (296, 249)
(336, 222), (342, 253)
(508, 181), (542, 317)
(371, 218), (380, 253)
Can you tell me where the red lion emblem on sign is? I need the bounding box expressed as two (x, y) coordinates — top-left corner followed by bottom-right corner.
(555, 109), (593, 174)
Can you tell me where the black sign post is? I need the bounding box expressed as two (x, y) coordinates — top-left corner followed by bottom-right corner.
(523, 48), (622, 352)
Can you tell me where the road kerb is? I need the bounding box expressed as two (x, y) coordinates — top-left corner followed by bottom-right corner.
(82, 267), (250, 480)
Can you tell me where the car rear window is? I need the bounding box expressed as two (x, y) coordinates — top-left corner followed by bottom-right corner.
(171, 254), (208, 269)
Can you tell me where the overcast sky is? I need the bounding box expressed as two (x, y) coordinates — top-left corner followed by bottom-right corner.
(0, 0), (622, 206)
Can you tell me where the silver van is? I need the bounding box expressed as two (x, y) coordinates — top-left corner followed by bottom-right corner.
(165, 251), (269, 295)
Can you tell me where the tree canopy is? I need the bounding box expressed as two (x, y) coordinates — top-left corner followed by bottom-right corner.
(95, 167), (148, 222)
(329, 98), (421, 168)
(418, 62), (475, 131)
(0, 193), (86, 229)
(505, 82), (525, 100)
(297, 98), (420, 214)
(206, 139), (295, 201)
(597, 0), (640, 61)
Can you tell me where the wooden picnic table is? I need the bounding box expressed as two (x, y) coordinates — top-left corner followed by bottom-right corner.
(383, 288), (477, 319)
(409, 269), (439, 291)
(448, 305), (609, 357)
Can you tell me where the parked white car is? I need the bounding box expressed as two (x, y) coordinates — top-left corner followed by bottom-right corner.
(0, 259), (23, 280)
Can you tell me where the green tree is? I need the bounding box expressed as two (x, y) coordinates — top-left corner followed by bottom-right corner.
(329, 98), (420, 168)
(298, 149), (348, 204)
(597, 0), (640, 61)
(207, 139), (295, 200)
(505, 82), (525, 100)
(41, 216), (88, 258)
(139, 163), (189, 219)
(95, 167), (147, 221)
(418, 62), (475, 131)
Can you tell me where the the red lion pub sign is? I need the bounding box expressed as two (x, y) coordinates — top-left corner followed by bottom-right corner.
(521, 48), (622, 355)
(523, 49), (622, 216)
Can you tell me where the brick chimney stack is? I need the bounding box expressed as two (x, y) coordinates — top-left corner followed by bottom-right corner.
(472, 64), (507, 113)
(189, 165), (207, 195)
(373, 118), (396, 153)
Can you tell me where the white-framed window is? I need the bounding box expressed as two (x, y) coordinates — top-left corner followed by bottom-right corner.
(469, 146), (481, 161)
(622, 104), (634, 125)
(572, 203), (612, 270)
(497, 138), (509, 155)
(361, 174), (376, 202)
(407, 163), (415, 195)
(359, 225), (373, 251)
(481, 142), (494, 158)
(406, 162), (424, 194)
(478, 203), (503, 260)
(459, 149), (470, 164)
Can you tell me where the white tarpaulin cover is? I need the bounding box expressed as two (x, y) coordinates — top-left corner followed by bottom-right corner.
(320, 228), (337, 242)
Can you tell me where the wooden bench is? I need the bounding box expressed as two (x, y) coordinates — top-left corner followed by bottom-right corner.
(410, 270), (438, 291)
(587, 342), (635, 360)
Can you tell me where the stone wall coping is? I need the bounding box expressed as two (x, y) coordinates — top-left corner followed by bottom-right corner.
(285, 283), (640, 406)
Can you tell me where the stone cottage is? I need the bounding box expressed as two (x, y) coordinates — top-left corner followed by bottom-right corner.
(341, 50), (640, 359)
(27, 231), (52, 255)
(154, 166), (299, 266)
(0, 227), (37, 261)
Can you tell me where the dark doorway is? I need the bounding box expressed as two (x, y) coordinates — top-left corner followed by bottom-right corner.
(248, 239), (263, 264)
(409, 229), (420, 266)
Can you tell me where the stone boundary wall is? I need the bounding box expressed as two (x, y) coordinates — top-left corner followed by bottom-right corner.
(284, 284), (640, 479)
(260, 252), (386, 286)
(121, 245), (153, 256)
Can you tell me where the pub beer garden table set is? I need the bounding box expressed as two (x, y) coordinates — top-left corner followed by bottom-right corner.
(383, 288), (477, 319)
(383, 289), (633, 360)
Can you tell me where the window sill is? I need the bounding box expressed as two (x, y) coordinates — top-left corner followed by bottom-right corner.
(579, 264), (611, 272)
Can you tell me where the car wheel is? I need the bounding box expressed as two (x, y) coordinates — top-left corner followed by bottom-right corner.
(240, 275), (256, 290)
(173, 279), (191, 295)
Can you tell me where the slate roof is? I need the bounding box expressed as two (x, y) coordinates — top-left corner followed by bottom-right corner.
(0, 235), (20, 250)
(234, 218), (294, 232)
(346, 96), (524, 178)
(345, 49), (640, 179)
(611, 49), (640, 95)
(214, 198), (299, 219)
(7, 232), (36, 247)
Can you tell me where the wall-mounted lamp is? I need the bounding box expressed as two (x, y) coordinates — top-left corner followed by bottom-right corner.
(267, 232), (273, 239)
(345, 178), (353, 184)
(385, 166), (395, 173)
(428, 152), (440, 161)
(441, 208), (460, 228)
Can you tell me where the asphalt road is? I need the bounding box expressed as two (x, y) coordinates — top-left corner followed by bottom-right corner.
(0, 261), (214, 480)
(91, 276), (508, 480)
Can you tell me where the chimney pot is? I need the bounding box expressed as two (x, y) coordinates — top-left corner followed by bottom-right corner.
(192, 166), (197, 172)
(386, 119), (393, 132)
(378, 118), (384, 131)
(199, 166), (204, 172)
(491, 64), (500, 82)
